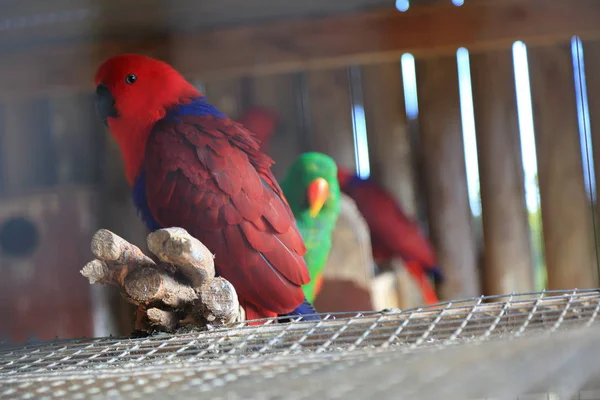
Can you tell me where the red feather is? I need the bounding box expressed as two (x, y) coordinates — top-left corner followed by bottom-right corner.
(337, 166), (441, 304)
(144, 114), (309, 319)
(237, 107), (279, 153)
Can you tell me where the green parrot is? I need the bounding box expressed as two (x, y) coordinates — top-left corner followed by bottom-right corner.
(280, 152), (342, 304)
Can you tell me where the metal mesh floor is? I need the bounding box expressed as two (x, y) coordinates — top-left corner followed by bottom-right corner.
(2, 289), (600, 399)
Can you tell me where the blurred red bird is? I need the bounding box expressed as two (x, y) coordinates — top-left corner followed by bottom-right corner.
(94, 54), (318, 324)
(238, 106), (442, 304)
(237, 107), (279, 154)
(336, 167), (442, 304)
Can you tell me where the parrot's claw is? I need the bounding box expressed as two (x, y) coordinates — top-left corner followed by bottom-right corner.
(80, 228), (244, 335)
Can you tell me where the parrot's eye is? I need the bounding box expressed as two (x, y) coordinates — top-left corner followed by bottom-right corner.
(125, 74), (137, 84)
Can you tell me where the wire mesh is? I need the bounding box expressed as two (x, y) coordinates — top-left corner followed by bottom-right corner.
(2, 288), (600, 399)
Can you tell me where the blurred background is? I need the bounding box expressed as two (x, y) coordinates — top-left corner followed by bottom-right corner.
(0, 0), (599, 344)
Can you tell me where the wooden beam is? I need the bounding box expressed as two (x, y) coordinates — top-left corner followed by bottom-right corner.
(3, 0), (600, 98)
(0, 0), (395, 46)
(0, 38), (166, 100)
(528, 44), (598, 289)
(470, 49), (535, 295)
(416, 55), (480, 300)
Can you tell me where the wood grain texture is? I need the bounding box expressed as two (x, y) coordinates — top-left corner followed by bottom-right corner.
(528, 44), (598, 289)
(5, 0), (600, 98)
(416, 55), (480, 300)
(305, 68), (356, 171)
(470, 49), (535, 295)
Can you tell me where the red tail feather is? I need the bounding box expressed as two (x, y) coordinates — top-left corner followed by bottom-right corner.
(404, 261), (440, 305)
(243, 302), (278, 326)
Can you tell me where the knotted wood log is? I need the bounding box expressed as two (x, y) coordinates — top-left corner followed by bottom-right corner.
(80, 228), (242, 333)
(147, 227), (215, 287)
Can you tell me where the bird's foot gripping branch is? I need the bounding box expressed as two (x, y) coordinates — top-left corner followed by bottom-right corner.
(80, 228), (244, 334)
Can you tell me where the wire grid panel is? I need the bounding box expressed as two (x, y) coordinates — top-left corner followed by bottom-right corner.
(1, 289), (600, 399)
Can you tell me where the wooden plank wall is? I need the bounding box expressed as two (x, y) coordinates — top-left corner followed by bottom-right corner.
(192, 38), (600, 304)
(528, 45), (597, 289)
(470, 50), (534, 295)
(0, 95), (105, 342)
(416, 56), (480, 300)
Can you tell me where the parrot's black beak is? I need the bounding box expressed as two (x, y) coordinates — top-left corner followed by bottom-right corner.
(95, 84), (118, 127)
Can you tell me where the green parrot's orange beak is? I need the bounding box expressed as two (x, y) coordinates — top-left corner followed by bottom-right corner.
(307, 177), (329, 217)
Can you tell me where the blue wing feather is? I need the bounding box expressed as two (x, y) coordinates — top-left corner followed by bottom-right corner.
(132, 170), (163, 232)
(167, 96), (226, 120)
(280, 299), (321, 322)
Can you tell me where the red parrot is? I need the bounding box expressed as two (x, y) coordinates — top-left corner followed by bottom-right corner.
(238, 106), (442, 304)
(93, 54), (318, 324)
(337, 167), (443, 304)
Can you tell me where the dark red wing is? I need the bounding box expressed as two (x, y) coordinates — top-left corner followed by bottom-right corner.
(143, 115), (309, 315)
(345, 180), (438, 268)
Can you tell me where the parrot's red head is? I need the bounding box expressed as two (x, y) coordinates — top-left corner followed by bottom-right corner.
(94, 53), (200, 183)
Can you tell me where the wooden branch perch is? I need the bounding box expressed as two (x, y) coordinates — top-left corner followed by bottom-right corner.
(147, 308), (179, 332)
(81, 228), (242, 334)
(147, 227), (215, 287)
(80, 259), (128, 286)
(123, 266), (197, 308)
(91, 229), (155, 267)
(193, 277), (240, 325)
